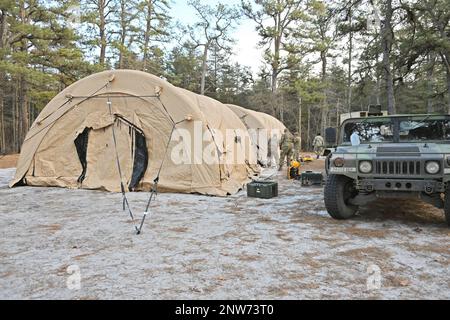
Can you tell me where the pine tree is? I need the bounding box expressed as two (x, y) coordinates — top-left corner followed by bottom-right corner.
(0, 0), (90, 152)
(137, 0), (171, 72)
(187, 0), (240, 95)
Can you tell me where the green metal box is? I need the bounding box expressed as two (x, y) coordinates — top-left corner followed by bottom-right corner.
(247, 180), (278, 199)
(300, 171), (324, 186)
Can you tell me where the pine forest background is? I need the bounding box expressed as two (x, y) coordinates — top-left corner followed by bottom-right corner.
(1, 0), (450, 153)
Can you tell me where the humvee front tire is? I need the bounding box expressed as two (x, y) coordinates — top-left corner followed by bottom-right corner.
(443, 188), (450, 227)
(324, 174), (358, 219)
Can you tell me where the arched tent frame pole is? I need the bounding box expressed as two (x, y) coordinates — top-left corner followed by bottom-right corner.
(103, 82), (191, 235)
(25, 89), (178, 144)
(23, 81), (112, 143)
(10, 81), (113, 187)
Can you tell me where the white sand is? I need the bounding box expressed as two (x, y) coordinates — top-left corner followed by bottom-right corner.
(0, 168), (449, 299)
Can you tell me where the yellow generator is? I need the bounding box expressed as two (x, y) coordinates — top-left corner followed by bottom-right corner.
(287, 160), (301, 180)
(301, 154), (314, 162)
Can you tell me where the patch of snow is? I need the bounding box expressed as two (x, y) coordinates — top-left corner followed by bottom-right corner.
(0, 168), (15, 188)
(0, 168), (449, 299)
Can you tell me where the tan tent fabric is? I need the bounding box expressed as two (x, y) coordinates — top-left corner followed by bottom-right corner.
(226, 104), (266, 131)
(226, 104), (285, 165)
(10, 70), (268, 196)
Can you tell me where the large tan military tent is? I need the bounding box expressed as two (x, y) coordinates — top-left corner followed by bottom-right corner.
(226, 104), (266, 133)
(258, 112), (286, 134)
(10, 70), (261, 196)
(226, 104), (285, 166)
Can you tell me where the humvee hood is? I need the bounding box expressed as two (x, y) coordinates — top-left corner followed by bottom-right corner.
(336, 143), (447, 157)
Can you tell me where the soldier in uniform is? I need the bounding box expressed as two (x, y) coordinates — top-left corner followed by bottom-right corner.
(293, 132), (301, 162)
(278, 128), (294, 171)
(312, 133), (325, 159)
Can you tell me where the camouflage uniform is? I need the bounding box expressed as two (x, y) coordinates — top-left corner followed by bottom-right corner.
(293, 134), (301, 161)
(313, 135), (324, 159)
(278, 131), (294, 171)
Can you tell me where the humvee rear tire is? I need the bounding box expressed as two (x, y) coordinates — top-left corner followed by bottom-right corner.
(324, 174), (358, 219)
(443, 188), (450, 227)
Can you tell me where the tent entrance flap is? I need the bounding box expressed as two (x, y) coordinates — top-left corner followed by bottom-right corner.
(113, 114), (149, 190)
(76, 117), (148, 191)
(128, 129), (148, 190)
(74, 128), (90, 183)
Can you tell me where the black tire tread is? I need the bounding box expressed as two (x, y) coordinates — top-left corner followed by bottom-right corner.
(324, 174), (357, 220)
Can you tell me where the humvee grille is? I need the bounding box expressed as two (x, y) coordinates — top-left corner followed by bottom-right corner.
(374, 160), (421, 175)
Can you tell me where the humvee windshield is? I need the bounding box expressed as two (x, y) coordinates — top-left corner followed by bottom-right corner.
(399, 119), (450, 142)
(343, 118), (394, 144)
(341, 115), (450, 144)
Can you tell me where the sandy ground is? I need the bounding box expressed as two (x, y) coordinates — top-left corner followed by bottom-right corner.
(0, 159), (449, 300)
(0, 154), (18, 169)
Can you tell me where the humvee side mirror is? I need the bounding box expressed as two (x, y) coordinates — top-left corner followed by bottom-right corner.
(325, 127), (337, 147)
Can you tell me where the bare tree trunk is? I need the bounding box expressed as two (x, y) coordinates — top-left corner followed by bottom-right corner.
(272, 11), (282, 122)
(279, 93), (284, 122)
(307, 106), (311, 151)
(28, 101), (32, 128)
(99, 0), (107, 66)
(0, 9), (4, 54)
(13, 81), (17, 152)
(211, 45), (219, 96)
(118, 0), (126, 69)
(271, 16), (281, 94)
(320, 51), (328, 134)
(18, 74), (29, 149)
(426, 53), (436, 113)
(347, 8), (353, 113)
(335, 98), (340, 127)
(376, 51), (381, 105)
(275, 91), (282, 123)
(441, 52), (450, 114)
(271, 66), (278, 94)
(200, 43), (209, 95)
(382, 0), (395, 114)
(0, 10), (5, 153)
(0, 91), (4, 153)
(142, 0), (153, 71)
(441, 58), (450, 115)
(447, 69), (450, 115)
(298, 95), (302, 136)
(16, 28), (29, 150)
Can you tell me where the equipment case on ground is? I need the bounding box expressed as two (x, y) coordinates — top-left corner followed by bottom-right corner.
(247, 181), (278, 199)
(300, 171), (323, 186)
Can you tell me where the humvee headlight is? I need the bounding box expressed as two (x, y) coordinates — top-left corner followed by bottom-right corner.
(425, 161), (440, 174)
(359, 161), (373, 174)
(333, 157), (345, 167)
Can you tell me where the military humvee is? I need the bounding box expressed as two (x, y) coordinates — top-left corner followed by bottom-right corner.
(324, 114), (450, 226)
